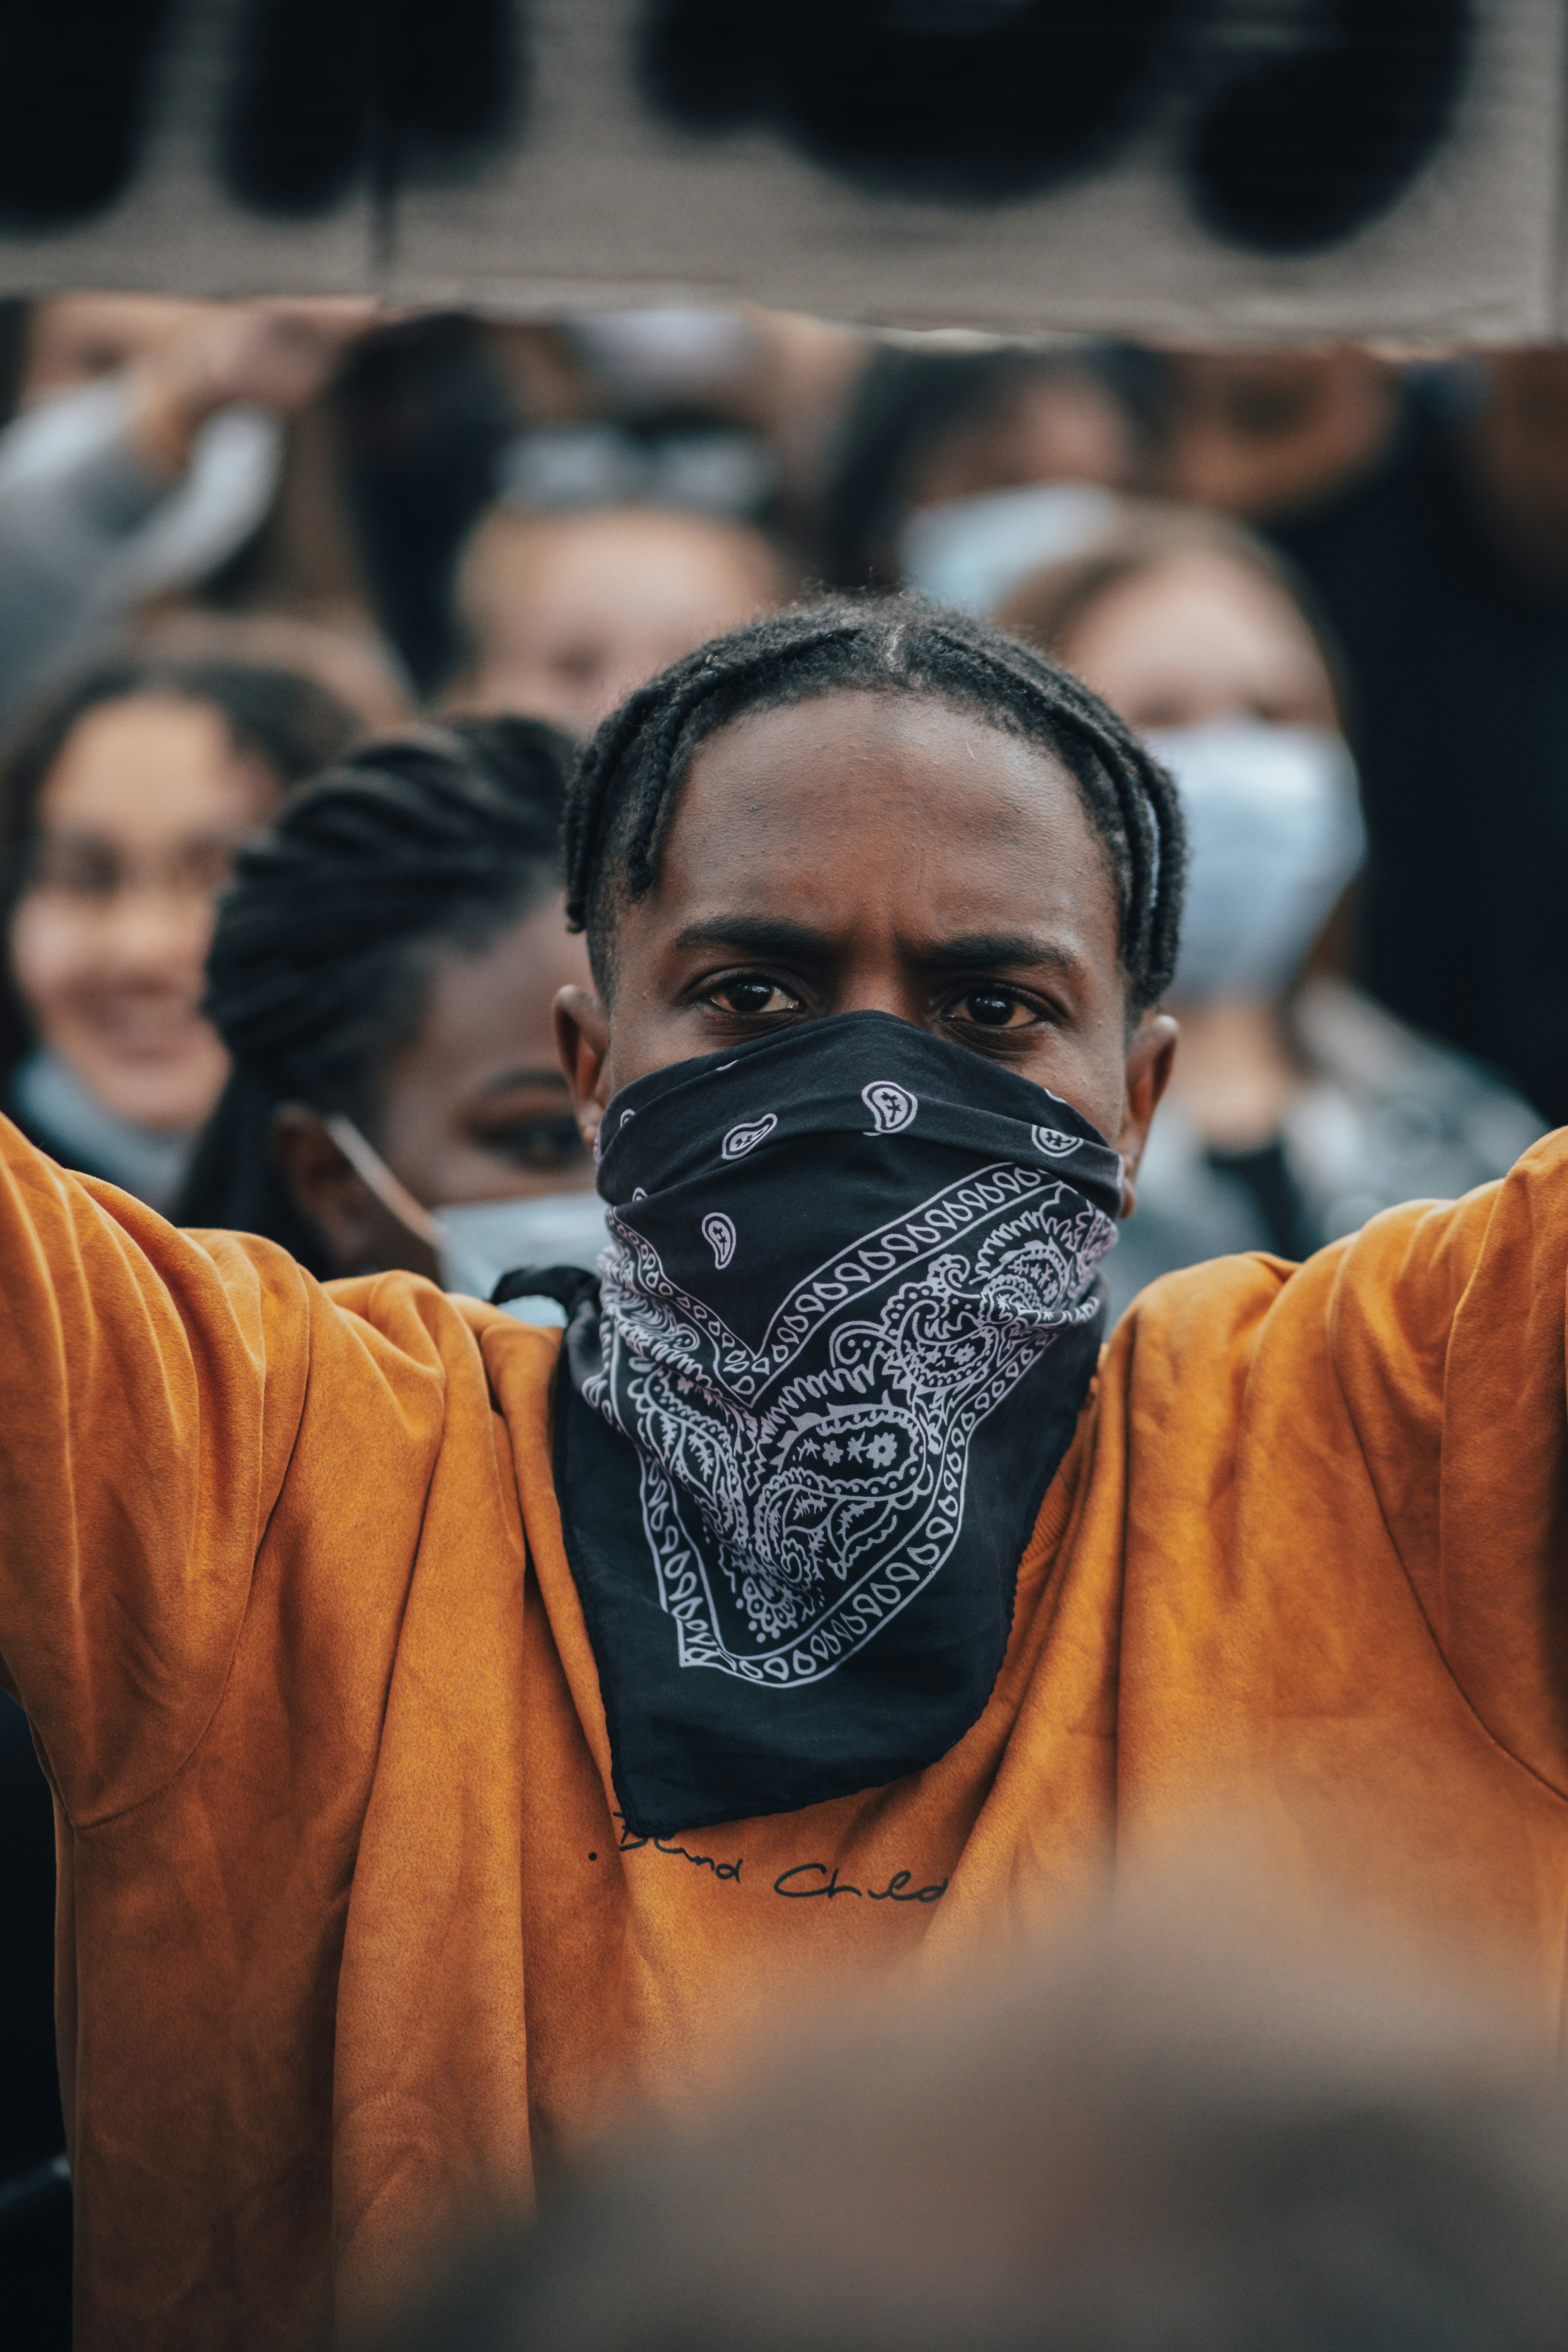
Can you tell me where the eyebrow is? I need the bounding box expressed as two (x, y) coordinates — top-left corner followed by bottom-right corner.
(917, 932), (1079, 975)
(671, 917), (835, 962)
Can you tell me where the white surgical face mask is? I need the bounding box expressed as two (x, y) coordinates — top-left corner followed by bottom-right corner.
(1143, 719), (1366, 1003)
(432, 1193), (609, 1316)
(325, 1115), (607, 1327)
(897, 482), (1117, 615)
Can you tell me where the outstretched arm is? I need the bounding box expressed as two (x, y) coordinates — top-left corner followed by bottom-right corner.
(0, 1120), (312, 1822)
(1323, 1129), (1568, 1789)
(1106, 1127), (1568, 1802)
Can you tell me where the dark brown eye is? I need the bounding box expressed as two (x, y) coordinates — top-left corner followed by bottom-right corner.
(960, 989), (1026, 1029)
(711, 978), (795, 1016)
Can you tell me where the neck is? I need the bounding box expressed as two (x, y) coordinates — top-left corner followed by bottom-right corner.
(1167, 999), (1302, 1153)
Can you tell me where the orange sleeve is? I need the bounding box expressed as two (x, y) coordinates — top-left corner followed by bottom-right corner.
(1324, 1131), (1568, 1792)
(0, 1115), (314, 1818)
(0, 1116), (455, 1827)
(1106, 1129), (1568, 1800)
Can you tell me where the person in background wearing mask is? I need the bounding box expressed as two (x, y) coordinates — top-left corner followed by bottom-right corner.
(1153, 343), (1568, 1132)
(0, 654), (360, 1213)
(0, 296), (377, 733)
(178, 718), (603, 1309)
(817, 342), (1162, 594)
(446, 501), (792, 738)
(1001, 502), (1542, 1316)
(1256, 351), (1568, 1131)
(542, 303), (868, 550)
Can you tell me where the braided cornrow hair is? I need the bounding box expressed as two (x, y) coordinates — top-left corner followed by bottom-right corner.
(177, 715), (575, 1271)
(564, 594), (1186, 1013)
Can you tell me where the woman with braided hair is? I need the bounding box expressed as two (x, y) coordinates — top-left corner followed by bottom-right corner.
(178, 716), (601, 1298)
(0, 596), (1567, 2347)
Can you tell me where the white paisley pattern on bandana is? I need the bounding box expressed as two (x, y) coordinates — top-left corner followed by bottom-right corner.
(583, 1162), (1114, 1687)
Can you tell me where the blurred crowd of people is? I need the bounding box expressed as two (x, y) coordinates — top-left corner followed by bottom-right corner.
(0, 296), (1558, 1314)
(5, 288), (1568, 2336)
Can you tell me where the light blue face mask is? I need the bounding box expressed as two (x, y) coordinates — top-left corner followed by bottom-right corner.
(897, 482), (1118, 615)
(1143, 718), (1366, 1003)
(432, 1192), (609, 1315)
(324, 1115), (607, 1326)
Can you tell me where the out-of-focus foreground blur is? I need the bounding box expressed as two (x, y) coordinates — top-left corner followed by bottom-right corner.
(380, 1867), (1568, 2352)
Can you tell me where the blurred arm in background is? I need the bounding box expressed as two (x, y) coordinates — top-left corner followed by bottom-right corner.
(0, 298), (377, 734)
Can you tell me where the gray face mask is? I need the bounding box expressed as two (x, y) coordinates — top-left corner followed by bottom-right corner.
(1143, 719), (1366, 1003)
(325, 1115), (607, 1326)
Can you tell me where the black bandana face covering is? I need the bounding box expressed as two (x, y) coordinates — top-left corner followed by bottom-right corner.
(551, 1011), (1123, 1838)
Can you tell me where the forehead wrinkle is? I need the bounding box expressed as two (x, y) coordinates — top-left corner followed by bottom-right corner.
(656, 810), (1110, 979)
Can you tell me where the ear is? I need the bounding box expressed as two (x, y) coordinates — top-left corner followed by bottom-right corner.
(269, 1104), (426, 1278)
(1116, 1011), (1178, 1219)
(554, 985), (611, 1155)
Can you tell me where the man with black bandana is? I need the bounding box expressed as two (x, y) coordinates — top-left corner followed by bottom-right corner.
(2, 600), (1567, 2352)
(551, 1018), (1122, 1838)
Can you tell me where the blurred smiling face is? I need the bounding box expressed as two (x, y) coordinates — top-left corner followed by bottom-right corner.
(9, 694), (279, 1134)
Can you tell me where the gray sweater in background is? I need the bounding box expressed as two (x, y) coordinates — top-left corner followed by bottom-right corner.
(0, 378), (281, 733)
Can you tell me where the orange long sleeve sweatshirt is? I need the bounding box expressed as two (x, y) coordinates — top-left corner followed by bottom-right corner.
(0, 1117), (1565, 2347)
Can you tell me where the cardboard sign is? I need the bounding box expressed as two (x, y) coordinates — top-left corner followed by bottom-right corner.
(0, 0), (1559, 340)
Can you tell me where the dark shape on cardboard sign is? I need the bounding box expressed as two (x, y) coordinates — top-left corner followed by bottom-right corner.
(1187, 0), (1473, 254)
(225, 0), (523, 218)
(0, 0), (176, 230)
(641, 0), (1183, 205)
